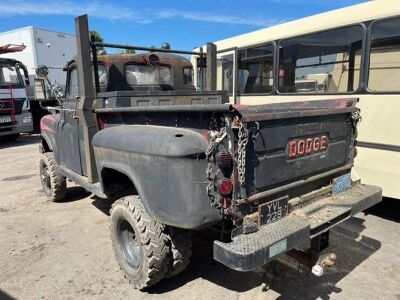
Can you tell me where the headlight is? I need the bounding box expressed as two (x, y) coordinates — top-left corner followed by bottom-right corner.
(23, 116), (32, 124)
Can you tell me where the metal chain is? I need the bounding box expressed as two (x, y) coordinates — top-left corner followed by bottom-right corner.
(205, 129), (227, 157)
(237, 122), (248, 187)
(205, 128), (227, 207)
(351, 108), (362, 125)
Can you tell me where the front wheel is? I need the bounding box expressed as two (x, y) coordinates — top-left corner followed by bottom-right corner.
(110, 195), (170, 290)
(39, 152), (66, 202)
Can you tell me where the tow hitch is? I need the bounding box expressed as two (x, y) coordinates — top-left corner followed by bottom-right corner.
(311, 252), (337, 277)
(285, 231), (336, 277)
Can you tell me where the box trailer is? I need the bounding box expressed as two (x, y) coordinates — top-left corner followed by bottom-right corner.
(0, 26), (76, 88)
(0, 26), (76, 130)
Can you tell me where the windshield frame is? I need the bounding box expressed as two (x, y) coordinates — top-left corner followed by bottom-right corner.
(0, 61), (24, 88)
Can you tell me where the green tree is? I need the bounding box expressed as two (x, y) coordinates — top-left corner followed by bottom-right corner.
(125, 45), (135, 54)
(89, 30), (104, 51)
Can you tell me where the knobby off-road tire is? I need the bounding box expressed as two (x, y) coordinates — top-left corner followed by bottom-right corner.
(166, 228), (192, 278)
(39, 152), (66, 202)
(110, 195), (170, 290)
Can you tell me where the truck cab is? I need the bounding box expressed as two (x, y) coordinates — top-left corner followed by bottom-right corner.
(0, 58), (33, 140)
(37, 15), (382, 291)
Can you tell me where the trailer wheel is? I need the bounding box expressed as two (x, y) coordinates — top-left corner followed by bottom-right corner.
(110, 195), (170, 290)
(166, 228), (192, 278)
(39, 152), (66, 202)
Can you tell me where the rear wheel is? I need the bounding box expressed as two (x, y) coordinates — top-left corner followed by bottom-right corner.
(39, 152), (66, 201)
(110, 195), (170, 290)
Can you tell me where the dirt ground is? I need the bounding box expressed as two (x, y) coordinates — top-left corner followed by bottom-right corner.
(0, 134), (399, 300)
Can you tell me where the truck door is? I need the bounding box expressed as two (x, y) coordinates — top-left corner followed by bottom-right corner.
(55, 66), (83, 175)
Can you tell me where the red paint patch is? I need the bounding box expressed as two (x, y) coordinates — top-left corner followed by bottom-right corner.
(40, 115), (56, 133)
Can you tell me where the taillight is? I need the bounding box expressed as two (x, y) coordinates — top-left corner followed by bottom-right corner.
(218, 179), (233, 196)
(217, 149), (233, 177)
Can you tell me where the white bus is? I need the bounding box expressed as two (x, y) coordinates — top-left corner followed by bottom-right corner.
(193, 0), (400, 199)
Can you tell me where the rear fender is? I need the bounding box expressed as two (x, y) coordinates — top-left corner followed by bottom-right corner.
(93, 125), (222, 229)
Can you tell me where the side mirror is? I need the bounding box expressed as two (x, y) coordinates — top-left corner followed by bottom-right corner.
(36, 65), (49, 78)
(34, 78), (47, 106)
(52, 85), (64, 100)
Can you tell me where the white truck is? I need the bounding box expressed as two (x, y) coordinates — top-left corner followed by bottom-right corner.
(0, 45), (32, 140)
(0, 26), (76, 130)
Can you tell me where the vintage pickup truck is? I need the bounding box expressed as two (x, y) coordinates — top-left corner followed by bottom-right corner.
(36, 15), (382, 290)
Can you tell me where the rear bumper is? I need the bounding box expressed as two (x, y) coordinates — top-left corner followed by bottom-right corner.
(0, 112), (33, 137)
(213, 184), (382, 271)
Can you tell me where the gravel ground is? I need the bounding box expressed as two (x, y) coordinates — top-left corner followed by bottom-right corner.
(0, 134), (399, 300)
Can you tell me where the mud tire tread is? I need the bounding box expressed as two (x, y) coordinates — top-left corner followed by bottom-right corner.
(40, 152), (66, 202)
(110, 195), (170, 290)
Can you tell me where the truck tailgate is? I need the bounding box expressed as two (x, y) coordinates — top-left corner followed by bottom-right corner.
(232, 99), (358, 194)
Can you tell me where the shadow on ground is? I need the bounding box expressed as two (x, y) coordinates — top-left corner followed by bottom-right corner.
(91, 196), (114, 216)
(0, 289), (16, 300)
(0, 134), (39, 149)
(57, 186), (91, 203)
(365, 197), (399, 223)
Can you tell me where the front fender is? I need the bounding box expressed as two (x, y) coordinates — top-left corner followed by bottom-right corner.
(39, 114), (58, 152)
(92, 125), (222, 229)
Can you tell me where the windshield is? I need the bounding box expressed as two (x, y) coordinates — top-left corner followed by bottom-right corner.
(0, 63), (23, 86)
(125, 65), (172, 86)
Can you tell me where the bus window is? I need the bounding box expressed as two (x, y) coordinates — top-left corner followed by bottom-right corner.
(196, 57), (206, 90)
(278, 25), (363, 94)
(238, 44), (274, 94)
(220, 54), (234, 93)
(219, 54), (250, 94)
(368, 17), (400, 92)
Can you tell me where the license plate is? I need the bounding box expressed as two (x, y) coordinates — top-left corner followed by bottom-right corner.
(0, 116), (11, 123)
(258, 196), (289, 227)
(332, 173), (352, 194)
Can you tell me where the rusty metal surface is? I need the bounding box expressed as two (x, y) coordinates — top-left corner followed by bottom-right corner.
(232, 98), (358, 122)
(66, 51), (194, 92)
(92, 124), (222, 228)
(213, 183), (382, 271)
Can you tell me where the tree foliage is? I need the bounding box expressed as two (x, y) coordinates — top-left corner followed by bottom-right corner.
(89, 30), (104, 50)
(125, 47), (136, 54)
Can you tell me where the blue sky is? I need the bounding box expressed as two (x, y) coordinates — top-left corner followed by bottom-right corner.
(0, 0), (366, 50)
